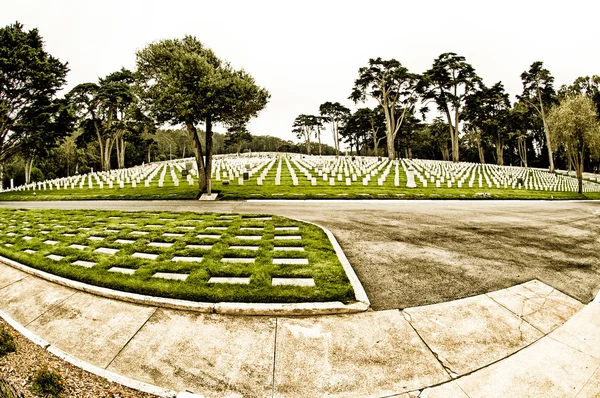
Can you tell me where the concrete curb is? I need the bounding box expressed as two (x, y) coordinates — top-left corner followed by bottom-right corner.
(300, 219), (370, 307)
(0, 214), (370, 316)
(0, 309), (189, 398)
(594, 289), (600, 304)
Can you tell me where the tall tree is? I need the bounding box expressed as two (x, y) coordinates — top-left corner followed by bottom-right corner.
(518, 61), (557, 172)
(16, 98), (76, 183)
(99, 68), (135, 169)
(422, 52), (481, 163)
(292, 114), (316, 155)
(344, 107), (385, 156)
(464, 82), (511, 165)
(0, 22), (68, 186)
(225, 123), (253, 155)
(508, 102), (535, 168)
(547, 95), (600, 193)
(558, 75), (600, 118)
(319, 101), (350, 156)
(136, 36), (269, 195)
(428, 117), (451, 161)
(349, 58), (420, 159)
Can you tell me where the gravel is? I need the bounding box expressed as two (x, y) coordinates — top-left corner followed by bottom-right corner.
(0, 318), (159, 398)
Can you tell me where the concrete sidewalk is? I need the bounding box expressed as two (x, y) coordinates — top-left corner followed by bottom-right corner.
(1, 261), (597, 397)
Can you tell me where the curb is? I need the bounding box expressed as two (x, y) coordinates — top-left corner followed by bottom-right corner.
(300, 219), (370, 307)
(0, 219), (369, 316)
(0, 309), (195, 398)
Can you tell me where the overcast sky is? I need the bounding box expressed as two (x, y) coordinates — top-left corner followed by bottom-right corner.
(3, 0), (600, 148)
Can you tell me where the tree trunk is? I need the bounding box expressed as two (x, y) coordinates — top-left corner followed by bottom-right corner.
(304, 126), (311, 155)
(537, 84), (554, 172)
(577, 157), (583, 194)
(332, 121), (340, 156)
(495, 138), (504, 166)
(372, 129), (378, 156)
(0, 163), (3, 190)
(518, 136), (528, 168)
(119, 138), (126, 169)
(386, 135), (395, 160)
(92, 121), (107, 172)
(205, 115), (213, 195)
(441, 141), (450, 161)
(26, 158), (34, 184)
(24, 159), (30, 184)
(317, 125), (322, 156)
(186, 121), (207, 195)
(104, 138), (113, 171)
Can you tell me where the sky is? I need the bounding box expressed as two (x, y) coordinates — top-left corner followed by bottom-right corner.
(3, 0), (600, 149)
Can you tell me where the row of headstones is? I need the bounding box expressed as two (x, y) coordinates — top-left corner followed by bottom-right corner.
(5, 160), (206, 192)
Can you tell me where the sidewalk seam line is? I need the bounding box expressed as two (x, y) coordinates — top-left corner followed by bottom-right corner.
(271, 318), (278, 398)
(402, 309), (456, 378)
(547, 334), (600, 361)
(25, 291), (79, 327)
(573, 363), (600, 398)
(0, 274), (30, 291)
(485, 293), (547, 336)
(105, 306), (159, 370)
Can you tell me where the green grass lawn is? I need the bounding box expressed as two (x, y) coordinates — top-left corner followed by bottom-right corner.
(2, 160), (600, 201)
(0, 208), (354, 303)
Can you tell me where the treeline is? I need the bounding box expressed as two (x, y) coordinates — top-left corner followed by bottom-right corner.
(0, 22), (269, 192)
(293, 56), (600, 173)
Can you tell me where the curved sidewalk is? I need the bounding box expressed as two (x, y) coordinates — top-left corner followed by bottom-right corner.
(0, 261), (598, 397)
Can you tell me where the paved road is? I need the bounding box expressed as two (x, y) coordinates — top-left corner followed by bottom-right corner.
(2, 200), (600, 309)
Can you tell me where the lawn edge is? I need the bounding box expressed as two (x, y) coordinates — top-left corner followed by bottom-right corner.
(297, 219), (370, 307)
(0, 241), (369, 315)
(0, 308), (181, 398)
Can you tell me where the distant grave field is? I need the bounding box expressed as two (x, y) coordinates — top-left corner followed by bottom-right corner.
(0, 208), (354, 303)
(1, 153), (600, 200)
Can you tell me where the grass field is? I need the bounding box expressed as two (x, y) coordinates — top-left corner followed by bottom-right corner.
(0, 208), (354, 303)
(2, 157), (600, 201)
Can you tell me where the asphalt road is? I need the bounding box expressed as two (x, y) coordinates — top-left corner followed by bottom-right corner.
(2, 199), (599, 310)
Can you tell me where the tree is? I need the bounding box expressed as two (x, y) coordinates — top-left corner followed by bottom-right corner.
(99, 68), (136, 169)
(343, 107), (385, 156)
(547, 95), (600, 194)
(136, 36), (269, 195)
(428, 117), (451, 161)
(225, 123), (253, 155)
(292, 114), (315, 155)
(422, 52), (481, 163)
(559, 76), (600, 118)
(508, 102), (535, 168)
(464, 82), (511, 165)
(15, 97), (76, 183)
(0, 22), (69, 187)
(319, 102), (350, 156)
(518, 61), (557, 172)
(350, 58), (420, 159)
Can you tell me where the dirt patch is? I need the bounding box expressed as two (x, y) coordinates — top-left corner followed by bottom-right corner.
(0, 317), (159, 397)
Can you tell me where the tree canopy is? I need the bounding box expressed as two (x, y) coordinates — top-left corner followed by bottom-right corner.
(0, 22), (68, 172)
(350, 58), (420, 160)
(136, 35), (269, 194)
(422, 52), (481, 163)
(548, 95), (600, 193)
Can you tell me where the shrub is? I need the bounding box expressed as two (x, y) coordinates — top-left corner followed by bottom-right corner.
(30, 167), (45, 183)
(0, 378), (24, 398)
(30, 366), (64, 397)
(0, 327), (16, 356)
